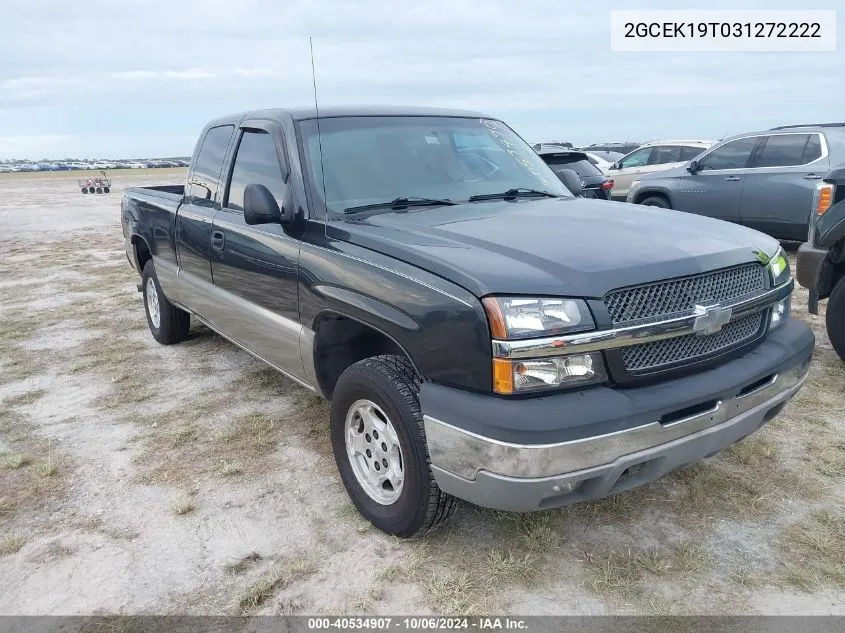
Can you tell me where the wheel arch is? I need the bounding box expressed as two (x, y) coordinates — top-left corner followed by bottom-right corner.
(632, 187), (673, 206)
(310, 309), (421, 400)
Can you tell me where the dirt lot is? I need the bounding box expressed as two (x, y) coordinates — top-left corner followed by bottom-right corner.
(1, 169), (843, 615)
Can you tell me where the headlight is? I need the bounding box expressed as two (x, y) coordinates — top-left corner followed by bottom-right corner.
(482, 297), (594, 340)
(764, 246), (791, 329)
(768, 246), (790, 286)
(493, 353), (607, 394)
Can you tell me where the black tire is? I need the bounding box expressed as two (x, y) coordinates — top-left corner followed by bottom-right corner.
(81, 187), (88, 194)
(826, 277), (845, 362)
(88, 187), (96, 194)
(141, 260), (190, 345)
(103, 186), (110, 194)
(639, 195), (671, 208)
(95, 187), (103, 194)
(330, 355), (458, 538)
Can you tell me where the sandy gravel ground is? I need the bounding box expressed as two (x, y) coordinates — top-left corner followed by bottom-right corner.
(0, 170), (843, 616)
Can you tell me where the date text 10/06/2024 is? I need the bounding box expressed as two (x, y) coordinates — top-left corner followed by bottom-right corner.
(307, 618), (529, 630)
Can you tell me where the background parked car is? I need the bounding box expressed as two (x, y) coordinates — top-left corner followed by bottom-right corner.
(606, 140), (715, 200)
(582, 151), (623, 174)
(626, 124), (844, 241)
(535, 145), (614, 199)
(581, 142), (643, 155)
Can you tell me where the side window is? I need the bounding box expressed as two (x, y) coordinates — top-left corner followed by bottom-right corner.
(755, 134), (812, 168)
(680, 145), (705, 161)
(649, 146), (683, 165)
(803, 134), (823, 164)
(187, 125), (234, 206)
(225, 130), (287, 212)
(698, 137), (758, 170)
(619, 147), (652, 169)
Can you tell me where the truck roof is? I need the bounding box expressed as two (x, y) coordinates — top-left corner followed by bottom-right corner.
(205, 105), (493, 128)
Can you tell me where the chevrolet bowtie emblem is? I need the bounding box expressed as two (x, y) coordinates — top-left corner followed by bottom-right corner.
(693, 304), (732, 336)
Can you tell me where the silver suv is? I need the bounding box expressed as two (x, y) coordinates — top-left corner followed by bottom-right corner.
(626, 124), (844, 241)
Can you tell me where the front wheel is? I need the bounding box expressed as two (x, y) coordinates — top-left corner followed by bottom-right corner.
(141, 261), (190, 345)
(330, 355), (457, 538)
(639, 195), (671, 208)
(826, 277), (845, 362)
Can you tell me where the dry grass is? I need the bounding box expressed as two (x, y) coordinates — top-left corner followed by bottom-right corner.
(4, 389), (46, 407)
(776, 510), (845, 590)
(171, 495), (197, 516)
(224, 551), (262, 575)
(0, 533), (26, 556)
(4, 453), (33, 470)
(237, 557), (318, 614)
(726, 435), (778, 465)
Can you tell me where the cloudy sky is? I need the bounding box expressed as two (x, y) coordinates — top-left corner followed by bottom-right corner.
(1, 0), (842, 159)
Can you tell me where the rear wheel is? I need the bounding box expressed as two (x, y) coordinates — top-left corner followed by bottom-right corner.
(639, 195), (670, 208)
(88, 187), (96, 194)
(103, 186), (110, 194)
(141, 261), (190, 345)
(95, 187), (103, 194)
(330, 355), (457, 538)
(826, 277), (845, 362)
(81, 187), (88, 194)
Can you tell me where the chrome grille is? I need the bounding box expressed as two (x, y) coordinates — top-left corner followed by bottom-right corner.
(604, 264), (767, 325)
(620, 312), (764, 373)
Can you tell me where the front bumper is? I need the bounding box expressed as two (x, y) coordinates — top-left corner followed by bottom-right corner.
(422, 319), (814, 512)
(796, 242), (827, 292)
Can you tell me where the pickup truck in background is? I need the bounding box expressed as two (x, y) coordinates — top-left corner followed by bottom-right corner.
(121, 106), (814, 537)
(797, 166), (845, 361)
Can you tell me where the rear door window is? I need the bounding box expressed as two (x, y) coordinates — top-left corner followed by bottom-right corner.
(755, 134), (814, 168)
(649, 146), (683, 165)
(187, 125), (234, 206)
(680, 146), (705, 161)
(698, 137), (759, 170)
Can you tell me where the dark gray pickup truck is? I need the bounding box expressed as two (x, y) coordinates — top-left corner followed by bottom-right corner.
(122, 106), (814, 537)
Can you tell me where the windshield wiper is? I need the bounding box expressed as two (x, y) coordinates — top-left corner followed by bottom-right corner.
(343, 197), (456, 214)
(468, 188), (561, 202)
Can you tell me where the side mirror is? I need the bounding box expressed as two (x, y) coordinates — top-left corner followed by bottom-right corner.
(243, 183), (293, 226)
(687, 160), (700, 174)
(610, 161), (620, 170)
(557, 169), (584, 197)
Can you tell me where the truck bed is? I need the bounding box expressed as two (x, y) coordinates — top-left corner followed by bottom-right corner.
(126, 184), (185, 200)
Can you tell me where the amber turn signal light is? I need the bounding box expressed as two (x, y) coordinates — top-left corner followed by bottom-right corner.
(492, 358), (514, 395)
(817, 184), (833, 216)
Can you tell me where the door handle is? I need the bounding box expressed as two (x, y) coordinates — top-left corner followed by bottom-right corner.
(804, 174), (822, 180)
(725, 176), (741, 182)
(211, 230), (225, 251)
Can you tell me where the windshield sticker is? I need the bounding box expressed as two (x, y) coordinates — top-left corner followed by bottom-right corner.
(480, 119), (552, 188)
(425, 135), (440, 144)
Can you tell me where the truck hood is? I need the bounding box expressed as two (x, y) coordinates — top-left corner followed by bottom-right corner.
(331, 197), (778, 298)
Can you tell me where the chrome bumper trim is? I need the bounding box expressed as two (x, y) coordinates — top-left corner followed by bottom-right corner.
(424, 360), (808, 481)
(492, 279), (793, 359)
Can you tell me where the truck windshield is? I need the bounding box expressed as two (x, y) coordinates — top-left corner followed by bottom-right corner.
(298, 116), (573, 215)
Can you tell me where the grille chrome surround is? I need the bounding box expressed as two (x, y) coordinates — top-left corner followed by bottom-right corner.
(620, 312), (765, 373)
(604, 263), (767, 326)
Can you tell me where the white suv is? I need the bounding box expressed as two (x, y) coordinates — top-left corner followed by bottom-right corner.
(607, 140), (716, 199)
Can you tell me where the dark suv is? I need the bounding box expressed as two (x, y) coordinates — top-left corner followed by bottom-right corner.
(627, 124), (845, 241)
(535, 145), (614, 200)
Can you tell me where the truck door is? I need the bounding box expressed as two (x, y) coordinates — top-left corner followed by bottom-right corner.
(209, 122), (307, 381)
(174, 124), (235, 316)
